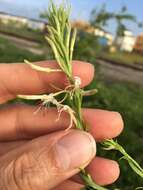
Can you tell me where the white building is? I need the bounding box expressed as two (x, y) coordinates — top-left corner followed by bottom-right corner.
(0, 12), (46, 31)
(117, 30), (136, 52)
(94, 28), (113, 45)
(27, 19), (46, 30)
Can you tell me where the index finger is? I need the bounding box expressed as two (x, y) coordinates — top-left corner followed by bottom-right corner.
(0, 60), (94, 104)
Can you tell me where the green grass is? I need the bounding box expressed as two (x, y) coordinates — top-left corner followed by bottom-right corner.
(0, 21), (45, 43)
(99, 51), (143, 69)
(84, 78), (143, 189)
(0, 37), (45, 63)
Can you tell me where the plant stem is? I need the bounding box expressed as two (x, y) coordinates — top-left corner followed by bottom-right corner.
(102, 139), (143, 178)
(80, 170), (108, 190)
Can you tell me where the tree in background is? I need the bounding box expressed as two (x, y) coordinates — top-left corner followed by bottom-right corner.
(114, 6), (136, 37)
(90, 4), (138, 38)
(90, 4), (114, 29)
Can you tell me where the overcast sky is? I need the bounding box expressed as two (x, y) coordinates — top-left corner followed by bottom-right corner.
(0, 0), (143, 35)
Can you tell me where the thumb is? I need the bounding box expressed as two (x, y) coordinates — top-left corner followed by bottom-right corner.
(0, 130), (96, 190)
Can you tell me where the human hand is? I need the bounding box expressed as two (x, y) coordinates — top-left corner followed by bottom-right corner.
(0, 61), (123, 190)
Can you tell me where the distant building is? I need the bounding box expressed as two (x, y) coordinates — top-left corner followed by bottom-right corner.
(72, 20), (113, 46)
(116, 30), (136, 52)
(27, 19), (46, 30)
(0, 12), (47, 31)
(134, 33), (143, 53)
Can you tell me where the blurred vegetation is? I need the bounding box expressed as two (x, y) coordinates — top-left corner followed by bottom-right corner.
(90, 4), (142, 38)
(0, 20), (45, 43)
(0, 37), (45, 62)
(74, 31), (99, 62)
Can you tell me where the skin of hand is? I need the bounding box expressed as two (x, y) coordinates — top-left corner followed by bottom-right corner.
(0, 61), (124, 190)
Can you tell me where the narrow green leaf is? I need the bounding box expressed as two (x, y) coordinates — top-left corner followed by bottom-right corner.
(102, 139), (143, 178)
(65, 24), (72, 55)
(70, 28), (77, 62)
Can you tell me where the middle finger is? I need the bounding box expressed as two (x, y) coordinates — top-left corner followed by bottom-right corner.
(0, 104), (123, 141)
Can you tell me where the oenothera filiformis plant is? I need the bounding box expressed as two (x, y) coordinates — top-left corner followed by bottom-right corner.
(18, 1), (143, 189)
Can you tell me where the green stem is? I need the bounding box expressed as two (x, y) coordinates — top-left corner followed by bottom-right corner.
(80, 170), (109, 190)
(68, 85), (106, 189)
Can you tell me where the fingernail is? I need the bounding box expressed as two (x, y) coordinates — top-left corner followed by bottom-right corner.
(54, 130), (96, 170)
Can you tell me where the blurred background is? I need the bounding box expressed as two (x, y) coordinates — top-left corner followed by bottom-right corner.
(0, 0), (143, 189)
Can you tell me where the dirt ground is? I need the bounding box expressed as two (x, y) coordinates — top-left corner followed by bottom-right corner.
(0, 33), (44, 55)
(97, 59), (143, 86)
